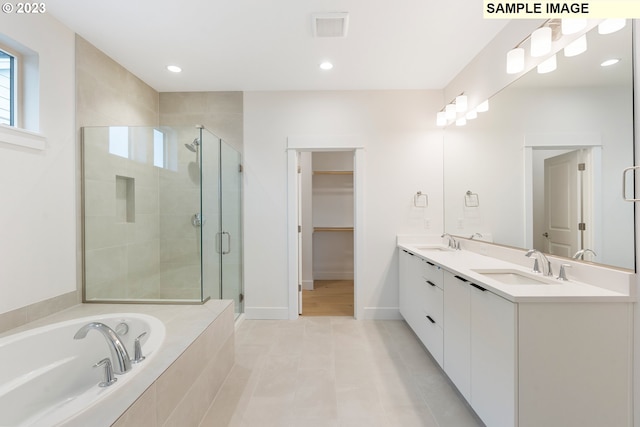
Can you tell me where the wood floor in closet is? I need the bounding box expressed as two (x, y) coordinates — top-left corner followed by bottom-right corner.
(302, 280), (354, 316)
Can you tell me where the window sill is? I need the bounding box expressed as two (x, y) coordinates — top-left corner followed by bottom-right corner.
(0, 124), (46, 150)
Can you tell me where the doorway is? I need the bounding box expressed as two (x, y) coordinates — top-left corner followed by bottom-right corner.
(286, 142), (364, 320)
(301, 151), (354, 316)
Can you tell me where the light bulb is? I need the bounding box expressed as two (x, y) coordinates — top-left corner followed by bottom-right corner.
(506, 48), (525, 74)
(455, 95), (468, 113)
(564, 34), (587, 57)
(476, 100), (489, 113)
(445, 104), (456, 120)
(537, 54), (557, 74)
(598, 19), (626, 35)
(561, 19), (586, 35)
(531, 27), (552, 57)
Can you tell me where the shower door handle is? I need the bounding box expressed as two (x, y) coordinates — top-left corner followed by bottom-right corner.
(221, 231), (231, 255)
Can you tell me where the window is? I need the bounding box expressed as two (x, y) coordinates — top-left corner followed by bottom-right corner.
(0, 49), (14, 126)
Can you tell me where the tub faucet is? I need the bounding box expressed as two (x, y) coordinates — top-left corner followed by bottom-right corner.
(525, 249), (553, 277)
(441, 233), (459, 250)
(74, 322), (132, 375)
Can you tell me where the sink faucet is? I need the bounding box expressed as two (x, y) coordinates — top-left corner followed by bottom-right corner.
(525, 249), (553, 277)
(573, 248), (597, 260)
(441, 233), (459, 250)
(74, 322), (132, 375)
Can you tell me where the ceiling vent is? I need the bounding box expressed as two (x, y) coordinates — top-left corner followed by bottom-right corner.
(312, 12), (349, 38)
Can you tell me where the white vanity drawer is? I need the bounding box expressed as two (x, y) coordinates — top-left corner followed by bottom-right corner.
(417, 277), (443, 326)
(421, 258), (444, 289)
(414, 311), (444, 368)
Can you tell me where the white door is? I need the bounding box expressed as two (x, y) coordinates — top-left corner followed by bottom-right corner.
(543, 150), (581, 257)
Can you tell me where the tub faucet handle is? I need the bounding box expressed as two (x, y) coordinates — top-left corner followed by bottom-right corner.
(132, 332), (147, 364)
(94, 358), (117, 387)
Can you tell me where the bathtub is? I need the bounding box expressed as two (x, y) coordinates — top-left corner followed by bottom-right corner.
(0, 313), (165, 427)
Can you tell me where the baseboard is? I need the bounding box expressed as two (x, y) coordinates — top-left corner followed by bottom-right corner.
(244, 307), (290, 320)
(361, 307), (403, 320)
(302, 279), (314, 290)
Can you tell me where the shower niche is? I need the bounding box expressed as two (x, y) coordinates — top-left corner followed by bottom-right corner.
(81, 125), (243, 315)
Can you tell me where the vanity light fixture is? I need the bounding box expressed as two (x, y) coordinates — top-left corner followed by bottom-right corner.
(601, 58), (620, 67)
(561, 18), (587, 35)
(564, 34), (587, 57)
(436, 111), (447, 127)
(531, 27), (552, 57)
(598, 18), (626, 35)
(506, 47), (525, 74)
(456, 117), (467, 126)
(537, 54), (557, 74)
(166, 65), (182, 73)
(476, 99), (489, 113)
(320, 61), (334, 70)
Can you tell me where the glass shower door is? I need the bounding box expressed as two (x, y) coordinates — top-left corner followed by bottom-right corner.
(200, 128), (221, 302)
(220, 141), (243, 315)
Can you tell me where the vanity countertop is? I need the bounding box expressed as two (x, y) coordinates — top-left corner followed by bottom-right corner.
(399, 243), (635, 303)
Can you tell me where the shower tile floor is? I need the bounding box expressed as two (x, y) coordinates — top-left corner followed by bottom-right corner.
(200, 317), (484, 427)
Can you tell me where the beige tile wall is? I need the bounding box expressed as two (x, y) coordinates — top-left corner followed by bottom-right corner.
(159, 92), (243, 154)
(112, 303), (235, 426)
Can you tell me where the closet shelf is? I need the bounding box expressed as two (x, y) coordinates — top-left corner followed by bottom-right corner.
(313, 227), (354, 232)
(313, 170), (353, 175)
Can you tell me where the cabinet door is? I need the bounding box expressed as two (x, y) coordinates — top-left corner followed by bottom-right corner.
(398, 250), (412, 320)
(443, 272), (471, 401)
(470, 285), (516, 427)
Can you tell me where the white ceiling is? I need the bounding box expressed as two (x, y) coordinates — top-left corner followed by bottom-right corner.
(46, 0), (509, 92)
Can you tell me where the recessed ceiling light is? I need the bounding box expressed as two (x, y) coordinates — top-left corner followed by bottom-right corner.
(167, 65), (182, 73)
(320, 61), (333, 70)
(601, 58), (620, 67)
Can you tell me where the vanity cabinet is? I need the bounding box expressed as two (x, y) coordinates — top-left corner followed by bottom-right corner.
(443, 271), (516, 427)
(398, 247), (633, 427)
(398, 250), (444, 367)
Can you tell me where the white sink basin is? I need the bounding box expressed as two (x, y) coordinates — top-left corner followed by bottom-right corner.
(415, 246), (454, 252)
(471, 269), (557, 285)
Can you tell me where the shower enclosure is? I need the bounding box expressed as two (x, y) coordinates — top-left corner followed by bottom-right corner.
(81, 125), (243, 315)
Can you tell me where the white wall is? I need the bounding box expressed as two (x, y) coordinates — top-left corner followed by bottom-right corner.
(243, 90), (443, 319)
(0, 14), (76, 315)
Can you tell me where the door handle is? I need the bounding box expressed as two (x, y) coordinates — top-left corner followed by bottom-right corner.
(542, 232), (549, 238)
(622, 166), (640, 202)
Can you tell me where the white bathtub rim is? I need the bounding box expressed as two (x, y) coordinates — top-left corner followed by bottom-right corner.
(0, 313), (166, 427)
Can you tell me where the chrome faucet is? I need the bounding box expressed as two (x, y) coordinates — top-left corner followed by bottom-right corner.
(573, 248), (597, 260)
(74, 322), (132, 375)
(525, 249), (553, 277)
(441, 233), (459, 250)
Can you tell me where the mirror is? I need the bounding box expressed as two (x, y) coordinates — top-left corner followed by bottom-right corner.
(444, 21), (634, 270)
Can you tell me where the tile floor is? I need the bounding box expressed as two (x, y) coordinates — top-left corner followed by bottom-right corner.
(200, 317), (484, 427)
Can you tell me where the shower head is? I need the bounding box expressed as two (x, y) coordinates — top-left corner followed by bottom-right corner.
(184, 138), (200, 152)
